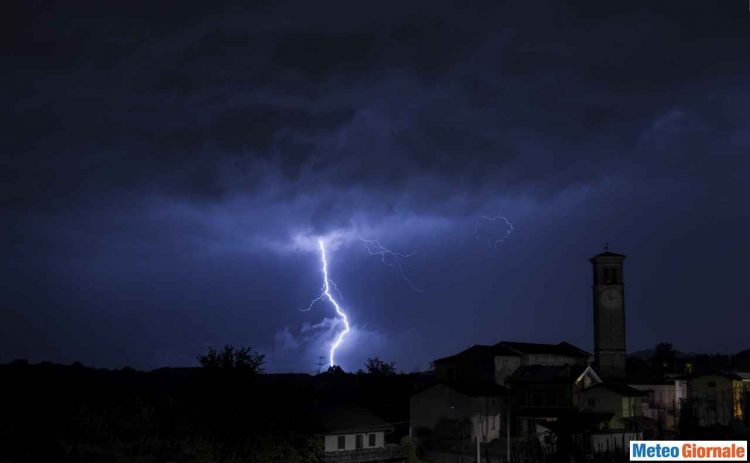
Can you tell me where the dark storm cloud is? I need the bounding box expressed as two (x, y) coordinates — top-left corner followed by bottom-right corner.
(4, 0), (748, 206)
(2, 0), (750, 369)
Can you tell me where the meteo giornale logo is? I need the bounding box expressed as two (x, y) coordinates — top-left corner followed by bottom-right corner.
(630, 441), (747, 462)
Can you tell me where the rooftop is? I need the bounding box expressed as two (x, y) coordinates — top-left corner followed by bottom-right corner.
(434, 341), (590, 364)
(497, 341), (591, 358)
(590, 251), (626, 261)
(317, 407), (391, 434)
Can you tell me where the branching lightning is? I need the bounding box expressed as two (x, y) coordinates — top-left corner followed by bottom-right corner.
(478, 215), (514, 248)
(299, 234), (420, 367)
(296, 216), (511, 368)
(359, 236), (423, 293)
(305, 239), (351, 367)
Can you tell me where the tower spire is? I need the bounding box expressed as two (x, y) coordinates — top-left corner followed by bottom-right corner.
(591, 249), (627, 379)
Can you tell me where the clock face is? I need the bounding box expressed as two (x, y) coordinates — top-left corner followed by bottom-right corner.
(600, 288), (623, 309)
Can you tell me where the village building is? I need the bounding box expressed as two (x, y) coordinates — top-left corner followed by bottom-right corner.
(508, 364), (602, 434)
(410, 381), (507, 444)
(434, 341), (592, 387)
(320, 407), (408, 463)
(685, 372), (745, 427)
(579, 383), (647, 431)
(629, 378), (687, 435)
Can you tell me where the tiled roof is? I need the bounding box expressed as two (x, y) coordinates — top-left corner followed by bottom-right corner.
(433, 344), (498, 363)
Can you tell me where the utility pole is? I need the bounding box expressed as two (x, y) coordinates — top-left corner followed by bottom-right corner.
(476, 431), (480, 463)
(506, 382), (511, 463)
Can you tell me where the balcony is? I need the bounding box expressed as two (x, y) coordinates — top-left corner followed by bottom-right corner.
(323, 445), (409, 463)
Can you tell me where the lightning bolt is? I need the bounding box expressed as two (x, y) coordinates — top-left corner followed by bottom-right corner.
(306, 239), (351, 367)
(359, 236), (423, 293)
(478, 215), (514, 248)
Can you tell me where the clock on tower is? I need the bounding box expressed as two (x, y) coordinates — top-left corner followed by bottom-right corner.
(591, 248), (627, 379)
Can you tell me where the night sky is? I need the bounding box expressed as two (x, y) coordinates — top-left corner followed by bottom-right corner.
(3, 0), (749, 373)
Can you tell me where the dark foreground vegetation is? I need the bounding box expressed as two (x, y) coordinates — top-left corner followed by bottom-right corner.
(0, 353), (420, 463)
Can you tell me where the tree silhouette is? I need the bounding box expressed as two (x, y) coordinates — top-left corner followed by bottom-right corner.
(197, 345), (265, 373)
(364, 357), (397, 376)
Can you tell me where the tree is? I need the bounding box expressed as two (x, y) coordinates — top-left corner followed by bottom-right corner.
(198, 345), (265, 373)
(652, 342), (676, 375)
(364, 357), (397, 376)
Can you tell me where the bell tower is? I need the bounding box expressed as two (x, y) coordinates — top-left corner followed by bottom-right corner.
(591, 246), (627, 379)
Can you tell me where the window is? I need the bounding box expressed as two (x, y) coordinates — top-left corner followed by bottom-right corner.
(337, 436), (345, 450)
(368, 433), (376, 447)
(708, 381), (716, 388)
(588, 398), (596, 408)
(355, 434), (363, 449)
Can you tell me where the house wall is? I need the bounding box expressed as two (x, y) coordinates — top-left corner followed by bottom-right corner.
(581, 388), (641, 430)
(688, 375), (743, 426)
(522, 354), (586, 368)
(494, 356), (521, 385)
(471, 413), (501, 443)
(324, 431), (384, 452)
(630, 382), (686, 431)
(410, 383), (505, 441)
(435, 351), (496, 383)
(411, 384), (474, 430)
(513, 382), (574, 408)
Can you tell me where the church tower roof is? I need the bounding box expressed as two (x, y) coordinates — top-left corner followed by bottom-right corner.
(590, 251), (626, 262)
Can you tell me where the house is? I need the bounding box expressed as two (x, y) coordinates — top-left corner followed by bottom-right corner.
(434, 341), (592, 386)
(686, 372), (745, 427)
(508, 364), (602, 435)
(410, 381), (507, 444)
(580, 383), (647, 431)
(319, 407), (407, 463)
(629, 378), (687, 434)
(738, 372), (750, 426)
